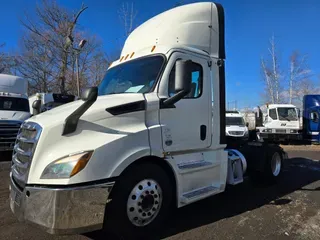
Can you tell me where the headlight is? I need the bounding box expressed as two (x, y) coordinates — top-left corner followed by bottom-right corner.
(244, 130), (249, 136)
(41, 151), (93, 179)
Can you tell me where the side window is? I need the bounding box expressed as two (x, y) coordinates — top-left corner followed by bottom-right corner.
(269, 109), (277, 120)
(168, 61), (203, 98)
(311, 111), (319, 123)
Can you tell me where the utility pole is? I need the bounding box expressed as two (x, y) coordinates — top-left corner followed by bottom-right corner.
(69, 39), (87, 97)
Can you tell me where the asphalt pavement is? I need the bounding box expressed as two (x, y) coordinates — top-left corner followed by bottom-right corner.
(0, 147), (319, 240)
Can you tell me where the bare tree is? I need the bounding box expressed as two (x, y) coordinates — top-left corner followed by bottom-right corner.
(260, 35), (282, 104)
(18, 0), (108, 95)
(87, 51), (109, 86)
(118, 2), (138, 38)
(174, 1), (185, 7)
(20, 0), (88, 94)
(0, 43), (18, 74)
(288, 51), (312, 104)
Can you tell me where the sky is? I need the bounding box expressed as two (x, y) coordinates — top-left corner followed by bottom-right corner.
(1, 0), (320, 109)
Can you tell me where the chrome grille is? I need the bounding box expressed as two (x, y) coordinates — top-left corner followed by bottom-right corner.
(11, 122), (42, 189)
(0, 121), (21, 151)
(228, 131), (244, 136)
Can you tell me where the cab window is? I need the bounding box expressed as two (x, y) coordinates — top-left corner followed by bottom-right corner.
(168, 62), (203, 98)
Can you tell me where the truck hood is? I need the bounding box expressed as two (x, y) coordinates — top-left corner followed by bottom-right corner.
(27, 93), (145, 128)
(0, 110), (31, 122)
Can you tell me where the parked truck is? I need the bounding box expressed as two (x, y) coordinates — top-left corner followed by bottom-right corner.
(29, 92), (76, 115)
(0, 74), (31, 151)
(302, 95), (320, 143)
(9, 2), (288, 238)
(225, 110), (249, 141)
(255, 104), (301, 143)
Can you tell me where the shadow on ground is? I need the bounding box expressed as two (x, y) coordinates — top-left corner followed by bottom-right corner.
(0, 151), (12, 162)
(85, 157), (320, 240)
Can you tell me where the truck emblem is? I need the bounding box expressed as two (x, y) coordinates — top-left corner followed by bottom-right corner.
(281, 123), (286, 126)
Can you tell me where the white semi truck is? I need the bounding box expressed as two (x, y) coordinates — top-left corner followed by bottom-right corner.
(9, 2), (287, 239)
(251, 104), (301, 143)
(0, 74), (31, 151)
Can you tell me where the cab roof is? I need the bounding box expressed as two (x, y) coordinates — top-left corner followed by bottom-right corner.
(112, 2), (225, 67)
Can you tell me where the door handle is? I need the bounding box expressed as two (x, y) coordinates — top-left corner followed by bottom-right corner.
(200, 125), (207, 141)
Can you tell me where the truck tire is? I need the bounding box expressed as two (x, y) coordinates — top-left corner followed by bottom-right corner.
(104, 163), (173, 239)
(264, 149), (283, 183)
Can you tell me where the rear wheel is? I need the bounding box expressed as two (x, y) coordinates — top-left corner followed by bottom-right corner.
(264, 150), (283, 183)
(271, 151), (282, 177)
(104, 163), (173, 239)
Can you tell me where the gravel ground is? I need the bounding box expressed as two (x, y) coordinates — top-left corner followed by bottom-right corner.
(0, 149), (319, 240)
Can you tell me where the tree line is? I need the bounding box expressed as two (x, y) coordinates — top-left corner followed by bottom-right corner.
(0, 0), (137, 96)
(2, 1), (317, 108)
(260, 35), (319, 108)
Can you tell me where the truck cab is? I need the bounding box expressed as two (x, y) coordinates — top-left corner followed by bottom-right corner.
(9, 3), (286, 238)
(257, 104), (301, 142)
(225, 111), (249, 140)
(303, 95), (320, 142)
(0, 74), (31, 151)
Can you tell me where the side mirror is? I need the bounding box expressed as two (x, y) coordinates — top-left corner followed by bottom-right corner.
(81, 87), (98, 102)
(246, 122), (249, 127)
(163, 60), (192, 106)
(310, 112), (318, 122)
(32, 100), (41, 116)
(62, 87), (98, 136)
(310, 112), (314, 120)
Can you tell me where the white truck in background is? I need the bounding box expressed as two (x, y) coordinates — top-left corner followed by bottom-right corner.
(0, 74), (31, 151)
(29, 93), (77, 115)
(225, 110), (249, 141)
(250, 104), (301, 143)
(9, 2), (288, 239)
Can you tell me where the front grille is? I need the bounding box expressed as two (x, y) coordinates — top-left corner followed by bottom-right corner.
(228, 131), (244, 136)
(276, 129), (286, 133)
(11, 122), (42, 189)
(0, 121), (21, 150)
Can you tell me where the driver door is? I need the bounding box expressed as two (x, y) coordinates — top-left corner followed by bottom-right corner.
(158, 52), (212, 152)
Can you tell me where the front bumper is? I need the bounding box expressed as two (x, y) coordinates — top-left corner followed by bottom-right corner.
(9, 175), (114, 234)
(259, 132), (302, 141)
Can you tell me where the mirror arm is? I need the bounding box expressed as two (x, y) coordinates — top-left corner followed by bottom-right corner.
(62, 87), (98, 136)
(163, 90), (189, 106)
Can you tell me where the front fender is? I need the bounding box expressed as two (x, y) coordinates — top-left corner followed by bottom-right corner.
(28, 112), (150, 185)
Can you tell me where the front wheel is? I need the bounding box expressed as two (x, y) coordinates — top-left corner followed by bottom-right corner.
(104, 163), (173, 239)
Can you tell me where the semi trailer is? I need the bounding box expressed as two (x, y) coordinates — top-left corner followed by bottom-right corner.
(9, 2), (287, 239)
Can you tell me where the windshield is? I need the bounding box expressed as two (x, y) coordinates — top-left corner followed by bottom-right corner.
(98, 55), (164, 96)
(0, 96), (30, 112)
(226, 116), (245, 126)
(277, 107), (298, 121)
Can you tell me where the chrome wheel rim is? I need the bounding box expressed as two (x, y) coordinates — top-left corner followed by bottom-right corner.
(127, 179), (162, 227)
(271, 152), (281, 176)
